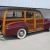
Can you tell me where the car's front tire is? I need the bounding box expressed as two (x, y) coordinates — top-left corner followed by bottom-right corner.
(17, 28), (27, 39)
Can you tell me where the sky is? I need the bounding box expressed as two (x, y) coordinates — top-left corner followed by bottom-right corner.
(0, 0), (50, 9)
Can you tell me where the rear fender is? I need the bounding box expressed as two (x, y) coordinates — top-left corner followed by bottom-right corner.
(6, 22), (28, 31)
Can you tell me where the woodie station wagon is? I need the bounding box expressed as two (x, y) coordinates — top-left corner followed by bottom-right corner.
(0, 6), (50, 39)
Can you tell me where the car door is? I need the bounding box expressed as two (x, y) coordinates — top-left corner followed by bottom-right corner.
(25, 11), (35, 32)
(34, 11), (44, 31)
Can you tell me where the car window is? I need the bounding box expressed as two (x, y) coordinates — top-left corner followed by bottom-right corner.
(0, 11), (4, 18)
(34, 11), (42, 18)
(14, 11), (24, 18)
(7, 10), (13, 17)
(26, 11), (33, 18)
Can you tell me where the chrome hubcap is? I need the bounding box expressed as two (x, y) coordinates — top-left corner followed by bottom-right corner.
(19, 31), (24, 37)
(17, 28), (26, 39)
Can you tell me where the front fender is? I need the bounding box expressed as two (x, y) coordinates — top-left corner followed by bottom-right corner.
(44, 18), (50, 29)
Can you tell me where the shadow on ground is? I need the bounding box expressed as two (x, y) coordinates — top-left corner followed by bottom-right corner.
(27, 30), (49, 36)
(0, 30), (49, 41)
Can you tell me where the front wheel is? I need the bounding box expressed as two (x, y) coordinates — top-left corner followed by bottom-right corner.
(17, 28), (27, 39)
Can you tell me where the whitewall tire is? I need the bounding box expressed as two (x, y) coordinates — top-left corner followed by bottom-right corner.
(17, 28), (27, 39)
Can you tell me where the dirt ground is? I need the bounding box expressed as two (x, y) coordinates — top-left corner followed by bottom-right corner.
(0, 31), (50, 50)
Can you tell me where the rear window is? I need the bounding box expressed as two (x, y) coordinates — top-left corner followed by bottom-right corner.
(0, 11), (4, 18)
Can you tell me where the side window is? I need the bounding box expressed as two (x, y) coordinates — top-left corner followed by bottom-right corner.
(26, 11), (33, 18)
(15, 11), (24, 18)
(34, 11), (42, 18)
(7, 10), (13, 18)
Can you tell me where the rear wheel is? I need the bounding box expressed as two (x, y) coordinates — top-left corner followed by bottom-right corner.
(17, 28), (27, 39)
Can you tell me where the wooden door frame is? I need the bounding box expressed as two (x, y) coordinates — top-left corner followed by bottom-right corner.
(24, 11), (37, 32)
(2, 10), (8, 34)
(34, 11), (44, 31)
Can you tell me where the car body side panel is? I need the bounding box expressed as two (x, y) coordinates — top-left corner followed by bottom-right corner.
(5, 18), (50, 36)
(5, 21), (35, 36)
